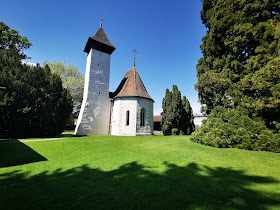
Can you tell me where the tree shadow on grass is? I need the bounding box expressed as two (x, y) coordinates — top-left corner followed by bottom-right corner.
(0, 140), (47, 167)
(0, 162), (279, 209)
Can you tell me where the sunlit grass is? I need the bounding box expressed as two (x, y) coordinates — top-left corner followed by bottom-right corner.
(0, 135), (280, 209)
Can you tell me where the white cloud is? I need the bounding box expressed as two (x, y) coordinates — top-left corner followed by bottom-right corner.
(21, 61), (37, 67)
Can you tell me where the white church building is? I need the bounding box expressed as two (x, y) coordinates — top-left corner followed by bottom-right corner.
(75, 22), (154, 136)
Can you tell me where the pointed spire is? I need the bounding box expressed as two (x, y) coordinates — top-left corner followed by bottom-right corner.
(132, 48), (138, 67)
(100, 12), (103, 28)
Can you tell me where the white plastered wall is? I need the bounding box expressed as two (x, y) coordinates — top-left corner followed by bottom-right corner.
(110, 98), (137, 136)
(75, 49), (111, 135)
(136, 97), (154, 136)
(110, 97), (153, 136)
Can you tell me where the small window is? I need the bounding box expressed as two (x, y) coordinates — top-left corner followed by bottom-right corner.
(126, 111), (130, 126)
(100, 54), (101, 56)
(99, 92), (100, 95)
(140, 109), (145, 126)
(98, 63), (99, 67)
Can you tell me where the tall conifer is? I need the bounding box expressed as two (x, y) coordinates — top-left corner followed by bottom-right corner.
(182, 96), (195, 135)
(170, 85), (182, 135)
(196, 0), (280, 130)
(162, 89), (172, 135)
(161, 86), (195, 135)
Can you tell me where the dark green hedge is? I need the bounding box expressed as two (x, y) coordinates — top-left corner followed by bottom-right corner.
(190, 107), (280, 153)
(0, 50), (72, 138)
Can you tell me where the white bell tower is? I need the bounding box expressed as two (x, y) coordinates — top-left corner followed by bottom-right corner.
(75, 20), (116, 135)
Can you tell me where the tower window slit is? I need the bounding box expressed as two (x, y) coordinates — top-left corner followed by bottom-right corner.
(126, 111), (130, 126)
(140, 109), (145, 126)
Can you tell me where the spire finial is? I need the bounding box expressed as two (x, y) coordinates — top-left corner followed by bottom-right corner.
(132, 48), (138, 67)
(100, 12), (103, 27)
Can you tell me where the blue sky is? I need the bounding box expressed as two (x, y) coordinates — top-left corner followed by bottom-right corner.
(1, 0), (206, 115)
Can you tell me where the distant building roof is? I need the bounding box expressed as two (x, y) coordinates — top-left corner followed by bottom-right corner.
(153, 116), (162, 122)
(110, 67), (153, 101)
(84, 27), (116, 54)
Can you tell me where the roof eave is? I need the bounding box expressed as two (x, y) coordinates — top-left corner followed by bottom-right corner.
(114, 95), (154, 102)
(84, 38), (116, 54)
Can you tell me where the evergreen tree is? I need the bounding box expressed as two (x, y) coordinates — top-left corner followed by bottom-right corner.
(161, 85), (195, 135)
(190, 106), (280, 153)
(182, 96), (195, 135)
(43, 61), (84, 127)
(195, 0), (280, 130)
(170, 85), (183, 135)
(161, 89), (173, 135)
(0, 50), (72, 138)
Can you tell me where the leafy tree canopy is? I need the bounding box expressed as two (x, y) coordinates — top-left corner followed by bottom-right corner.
(0, 21), (32, 59)
(195, 0), (280, 129)
(43, 61), (84, 116)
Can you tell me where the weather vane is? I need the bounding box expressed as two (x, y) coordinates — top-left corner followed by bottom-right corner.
(132, 48), (138, 67)
(100, 12), (103, 27)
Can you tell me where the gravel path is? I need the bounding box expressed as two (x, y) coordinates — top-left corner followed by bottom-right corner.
(21, 138), (69, 142)
(0, 137), (70, 143)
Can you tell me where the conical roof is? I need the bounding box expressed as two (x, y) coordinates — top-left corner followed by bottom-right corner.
(84, 27), (116, 54)
(91, 27), (115, 48)
(110, 67), (153, 101)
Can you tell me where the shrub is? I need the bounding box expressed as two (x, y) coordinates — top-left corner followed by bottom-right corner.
(190, 107), (280, 153)
(0, 50), (72, 138)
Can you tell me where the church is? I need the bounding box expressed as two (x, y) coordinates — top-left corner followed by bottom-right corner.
(75, 21), (154, 136)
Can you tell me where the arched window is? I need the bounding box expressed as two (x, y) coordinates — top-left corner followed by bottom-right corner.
(140, 109), (145, 126)
(126, 111), (130, 126)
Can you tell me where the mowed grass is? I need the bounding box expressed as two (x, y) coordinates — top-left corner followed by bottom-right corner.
(0, 135), (280, 209)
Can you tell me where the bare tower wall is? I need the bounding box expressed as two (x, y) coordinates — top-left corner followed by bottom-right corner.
(75, 49), (111, 135)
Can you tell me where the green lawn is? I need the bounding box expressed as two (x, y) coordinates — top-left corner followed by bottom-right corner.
(0, 135), (280, 209)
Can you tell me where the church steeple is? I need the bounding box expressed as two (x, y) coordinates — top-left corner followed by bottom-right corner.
(75, 23), (115, 136)
(84, 25), (116, 54)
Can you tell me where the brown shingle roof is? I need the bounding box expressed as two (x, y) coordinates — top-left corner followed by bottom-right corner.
(153, 115), (162, 122)
(110, 67), (153, 101)
(90, 27), (115, 49)
(84, 27), (116, 54)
